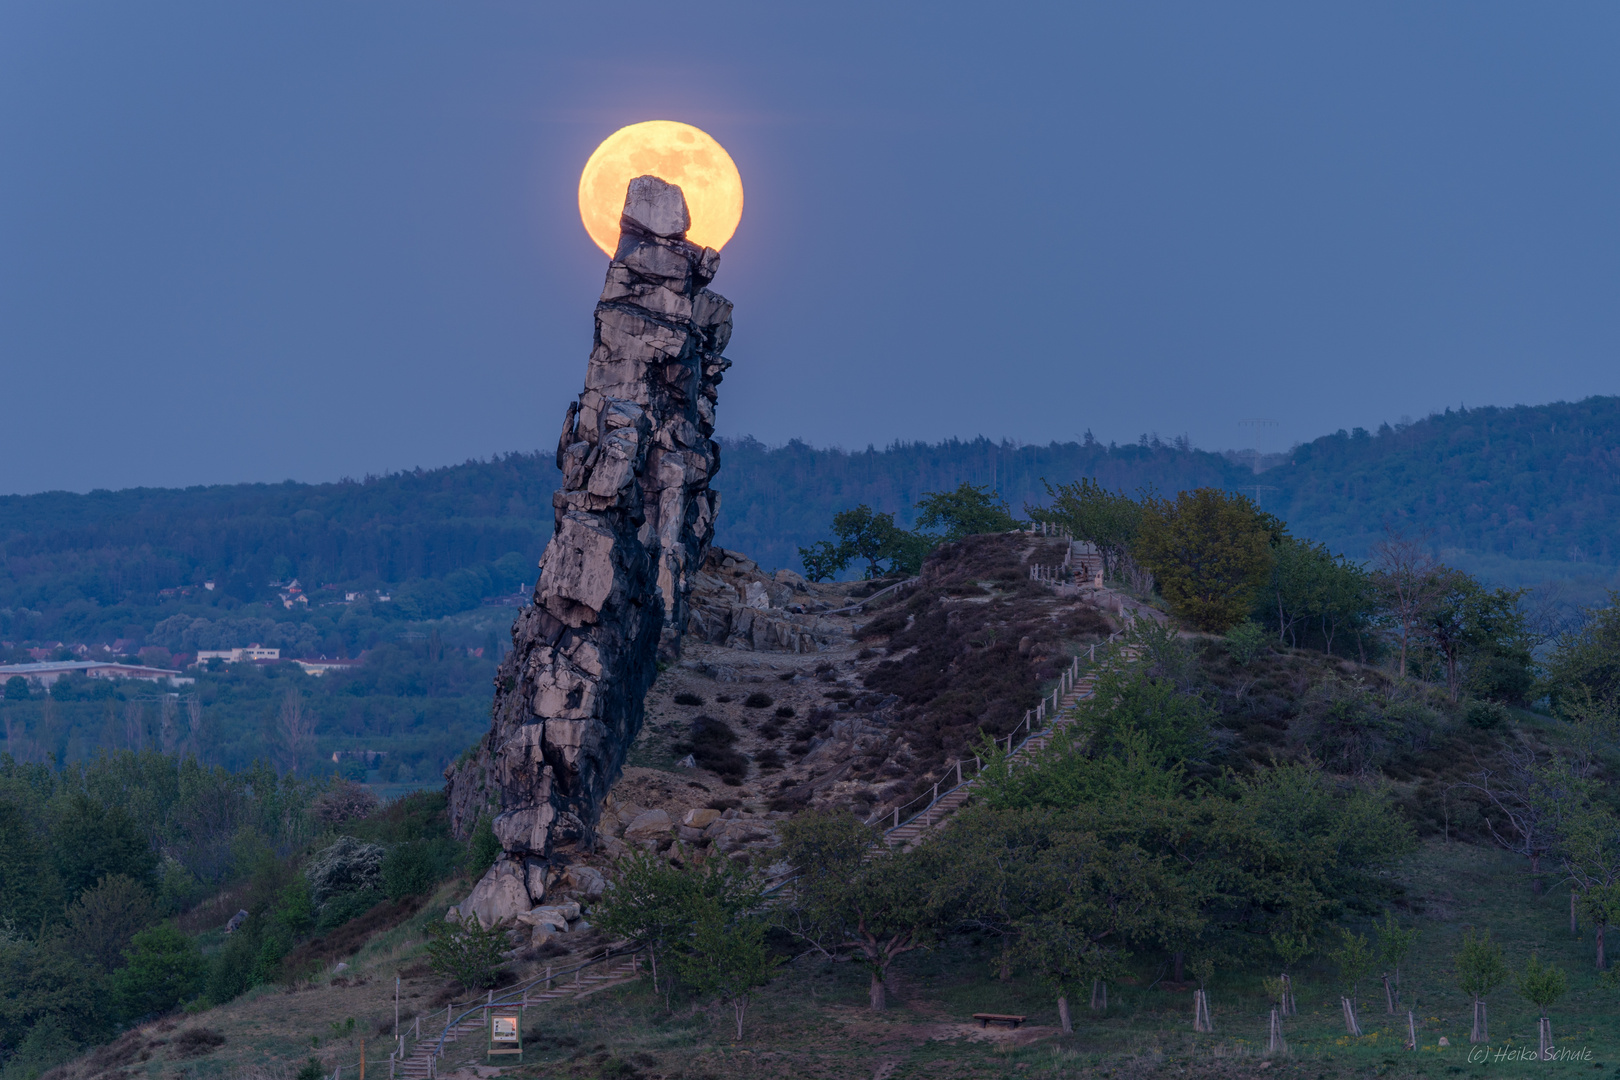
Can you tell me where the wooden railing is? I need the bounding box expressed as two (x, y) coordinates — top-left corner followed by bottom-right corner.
(864, 631), (1128, 836)
(388, 943), (643, 1077)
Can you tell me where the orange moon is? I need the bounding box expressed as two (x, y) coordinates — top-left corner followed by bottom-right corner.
(577, 121), (743, 257)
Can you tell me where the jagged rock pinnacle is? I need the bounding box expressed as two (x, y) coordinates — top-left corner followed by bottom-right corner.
(447, 175), (731, 926)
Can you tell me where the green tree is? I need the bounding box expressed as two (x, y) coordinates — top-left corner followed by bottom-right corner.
(1375, 911), (1419, 1004)
(1455, 927), (1510, 1043)
(110, 922), (206, 1021)
(1545, 593), (1620, 712)
(49, 794), (159, 903)
(778, 811), (944, 1009)
(989, 813), (1197, 1033)
(596, 850), (762, 1008)
(4, 677), (30, 701)
(1420, 570), (1530, 704)
(830, 506), (909, 579)
(65, 874), (158, 972)
(914, 483), (1017, 541)
(795, 540), (847, 583)
(0, 796), (61, 929)
(1267, 538), (1373, 657)
(1330, 927), (1374, 999)
(1030, 478), (1143, 581)
(1558, 805), (1620, 971)
(1136, 489), (1274, 632)
(673, 900), (778, 1040)
(1516, 951), (1568, 1059)
(0, 934), (110, 1066)
(595, 851), (692, 1002)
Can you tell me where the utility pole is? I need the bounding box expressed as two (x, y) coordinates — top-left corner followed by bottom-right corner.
(1237, 418), (1279, 475)
(1237, 419), (1280, 509)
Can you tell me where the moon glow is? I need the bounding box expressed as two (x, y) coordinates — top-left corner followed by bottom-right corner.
(577, 121), (743, 257)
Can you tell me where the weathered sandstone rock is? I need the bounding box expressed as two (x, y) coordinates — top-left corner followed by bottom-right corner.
(445, 175), (732, 925)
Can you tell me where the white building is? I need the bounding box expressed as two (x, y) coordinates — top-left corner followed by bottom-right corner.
(196, 645), (280, 664)
(0, 661), (194, 688)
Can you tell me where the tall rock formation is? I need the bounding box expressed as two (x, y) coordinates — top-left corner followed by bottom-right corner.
(451, 176), (731, 924)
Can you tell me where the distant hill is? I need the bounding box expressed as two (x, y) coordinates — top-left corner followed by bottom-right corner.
(1267, 395), (1620, 589)
(2, 396), (1618, 649)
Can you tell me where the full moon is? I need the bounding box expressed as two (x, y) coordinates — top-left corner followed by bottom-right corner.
(577, 121), (744, 257)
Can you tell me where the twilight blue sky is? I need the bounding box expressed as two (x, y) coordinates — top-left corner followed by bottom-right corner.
(2, 2), (1619, 494)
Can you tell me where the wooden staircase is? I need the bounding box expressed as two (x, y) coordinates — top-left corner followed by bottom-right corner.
(879, 671), (1097, 847)
(877, 636), (1142, 849)
(393, 953), (641, 1078)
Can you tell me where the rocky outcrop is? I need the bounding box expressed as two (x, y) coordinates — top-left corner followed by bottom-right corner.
(448, 176), (731, 927)
(686, 548), (848, 653)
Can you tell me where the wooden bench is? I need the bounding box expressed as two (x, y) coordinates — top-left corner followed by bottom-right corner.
(972, 1013), (1027, 1029)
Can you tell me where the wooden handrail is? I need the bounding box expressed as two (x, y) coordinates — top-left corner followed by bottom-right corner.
(864, 631), (1130, 836)
(420, 943), (643, 1063)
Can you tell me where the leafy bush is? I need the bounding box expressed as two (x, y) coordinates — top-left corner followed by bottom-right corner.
(111, 922), (205, 1021)
(296, 1058), (326, 1080)
(305, 837), (385, 910)
(743, 692), (774, 709)
(673, 692), (704, 707)
(1223, 621), (1265, 666)
(311, 781), (380, 827)
(382, 839), (460, 900)
(172, 1028), (226, 1059)
(425, 916), (509, 989)
(315, 889), (384, 934)
(774, 705), (796, 719)
(673, 717), (748, 785)
(204, 925), (258, 1005)
(1465, 699), (1508, 730)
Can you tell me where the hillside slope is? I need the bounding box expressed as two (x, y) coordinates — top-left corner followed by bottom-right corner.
(1268, 395), (1620, 582)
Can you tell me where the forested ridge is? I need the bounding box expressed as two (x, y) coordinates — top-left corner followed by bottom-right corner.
(1266, 396), (1620, 568)
(2, 397), (1617, 648)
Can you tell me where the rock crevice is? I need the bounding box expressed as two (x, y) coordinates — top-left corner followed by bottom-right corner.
(448, 176), (731, 926)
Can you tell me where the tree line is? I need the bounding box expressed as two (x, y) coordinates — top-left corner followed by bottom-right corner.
(0, 751), (482, 1077)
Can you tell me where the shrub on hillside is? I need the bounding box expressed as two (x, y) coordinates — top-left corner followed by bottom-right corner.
(674, 717), (748, 785)
(426, 915), (509, 990)
(382, 839), (460, 901)
(467, 817), (501, 877)
(66, 873), (159, 972)
(315, 888), (385, 934)
(305, 837), (385, 910)
(312, 781), (380, 827)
